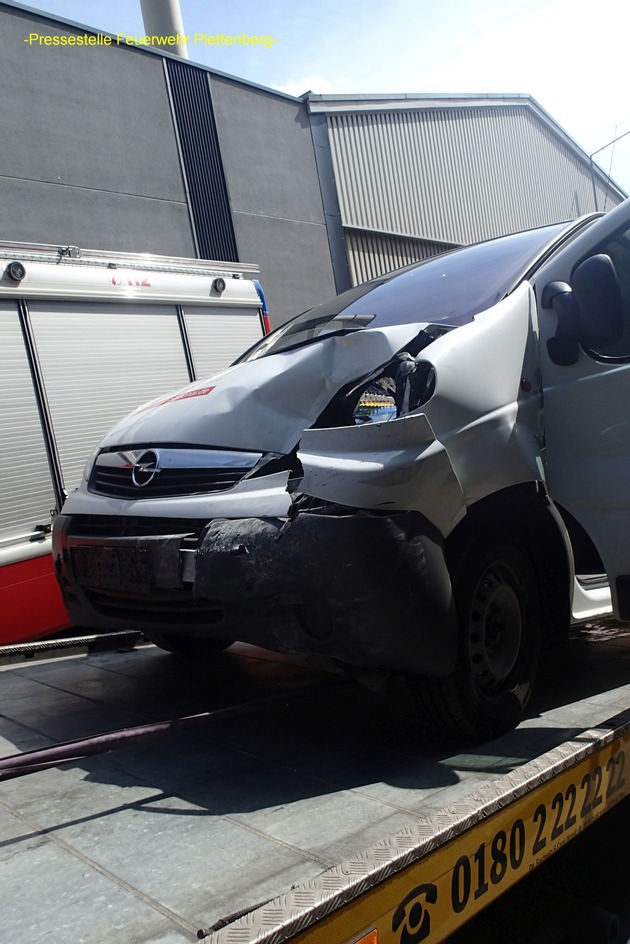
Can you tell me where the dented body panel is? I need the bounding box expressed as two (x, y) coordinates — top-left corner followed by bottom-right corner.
(422, 282), (545, 507)
(299, 414), (465, 534)
(193, 512), (458, 675)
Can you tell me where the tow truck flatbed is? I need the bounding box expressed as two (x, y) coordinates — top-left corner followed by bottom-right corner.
(2, 626), (630, 944)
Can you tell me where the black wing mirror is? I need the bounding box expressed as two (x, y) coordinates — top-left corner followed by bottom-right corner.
(543, 254), (623, 365)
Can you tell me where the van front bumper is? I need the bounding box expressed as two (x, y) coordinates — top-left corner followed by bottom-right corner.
(53, 509), (458, 676)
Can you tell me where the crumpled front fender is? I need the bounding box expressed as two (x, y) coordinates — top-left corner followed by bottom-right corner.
(298, 413), (465, 535)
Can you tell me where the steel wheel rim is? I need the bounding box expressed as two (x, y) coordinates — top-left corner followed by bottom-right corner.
(466, 561), (523, 697)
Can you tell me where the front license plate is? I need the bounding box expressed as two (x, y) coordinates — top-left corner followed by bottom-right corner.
(72, 546), (150, 591)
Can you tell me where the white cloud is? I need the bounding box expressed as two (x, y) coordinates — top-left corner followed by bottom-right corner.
(274, 74), (336, 97)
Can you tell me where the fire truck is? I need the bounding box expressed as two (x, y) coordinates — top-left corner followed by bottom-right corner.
(0, 241), (266, 644)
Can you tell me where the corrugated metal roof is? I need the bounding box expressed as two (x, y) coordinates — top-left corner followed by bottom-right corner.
(323, 102), (624, 246)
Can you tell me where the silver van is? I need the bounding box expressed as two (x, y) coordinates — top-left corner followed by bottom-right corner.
(54, 200), (630, 738)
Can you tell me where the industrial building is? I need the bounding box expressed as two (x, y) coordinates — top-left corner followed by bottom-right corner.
(1, 0), (625, 325)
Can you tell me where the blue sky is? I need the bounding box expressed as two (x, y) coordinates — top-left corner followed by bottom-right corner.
(14, 0), (630, 193)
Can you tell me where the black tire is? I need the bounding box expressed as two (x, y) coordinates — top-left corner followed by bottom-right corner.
(413, 540), (541, 739)
(147, 632), (232, 659)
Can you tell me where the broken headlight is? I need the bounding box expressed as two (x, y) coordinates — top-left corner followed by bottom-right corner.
(394, 356), (436, 416)
(351, 357), (436, 424)
(353, 378), (397, 423)
(316, 326), (445, 430)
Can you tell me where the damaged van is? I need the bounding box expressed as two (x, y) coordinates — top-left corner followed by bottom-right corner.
(53, 199), (630, 737)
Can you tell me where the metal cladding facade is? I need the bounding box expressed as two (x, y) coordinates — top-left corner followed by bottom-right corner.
(1, 0), (627, 312)
(344, 228), (456, 286)
(0, 2), (337, 326)
(309, 95), (626, 284)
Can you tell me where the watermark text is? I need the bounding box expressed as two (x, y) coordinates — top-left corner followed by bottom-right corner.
(23, 32), (278, 50)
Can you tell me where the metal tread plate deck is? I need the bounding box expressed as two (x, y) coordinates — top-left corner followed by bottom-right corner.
(207, 711), (630, 944)
(2, 628), (630, 943)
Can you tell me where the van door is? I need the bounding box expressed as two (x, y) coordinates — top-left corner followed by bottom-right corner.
(534, 200), (630, 616)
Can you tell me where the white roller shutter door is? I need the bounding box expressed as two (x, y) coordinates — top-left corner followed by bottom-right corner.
(182, 306), (262, 380)
(29, 302), (190, 493)
(0, 302), (56, 544)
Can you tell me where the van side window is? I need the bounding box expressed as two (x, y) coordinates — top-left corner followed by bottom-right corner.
(587, 227), (630, 359)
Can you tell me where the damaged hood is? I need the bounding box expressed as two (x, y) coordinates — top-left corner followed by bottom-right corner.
(97, 323), (433, 454)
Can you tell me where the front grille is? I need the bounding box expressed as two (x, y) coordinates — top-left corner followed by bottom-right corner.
(68, 515), (206, 539)
(91, 465), (248, 498)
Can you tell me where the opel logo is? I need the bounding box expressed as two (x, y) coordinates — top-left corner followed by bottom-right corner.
(131, 450), (160, 488)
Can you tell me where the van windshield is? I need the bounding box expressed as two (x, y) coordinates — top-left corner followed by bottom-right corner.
(239, 222), (571, 362)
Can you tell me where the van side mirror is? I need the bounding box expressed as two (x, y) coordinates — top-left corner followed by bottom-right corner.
(542, 280), (579, 365)
(572, 254), (623, 350)
(543, 254), (623, 365)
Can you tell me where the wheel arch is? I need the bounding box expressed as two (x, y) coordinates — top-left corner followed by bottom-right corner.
(446, 482), (571, 642)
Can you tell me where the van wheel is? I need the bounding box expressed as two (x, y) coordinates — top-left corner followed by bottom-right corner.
(412, 540), (541, 739)
(147, 632), (232, 658)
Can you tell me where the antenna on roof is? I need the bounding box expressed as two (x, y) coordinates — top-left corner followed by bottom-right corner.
(589, 127), (630, 211)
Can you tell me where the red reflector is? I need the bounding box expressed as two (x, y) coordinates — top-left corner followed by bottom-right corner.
(262, 313), (272, 335)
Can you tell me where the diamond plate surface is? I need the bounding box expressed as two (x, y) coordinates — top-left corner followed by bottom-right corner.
(204, 708), (630, 943)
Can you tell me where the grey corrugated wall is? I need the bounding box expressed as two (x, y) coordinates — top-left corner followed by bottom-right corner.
(327, 105), (623, 250)
(344, 229), (457, 284)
